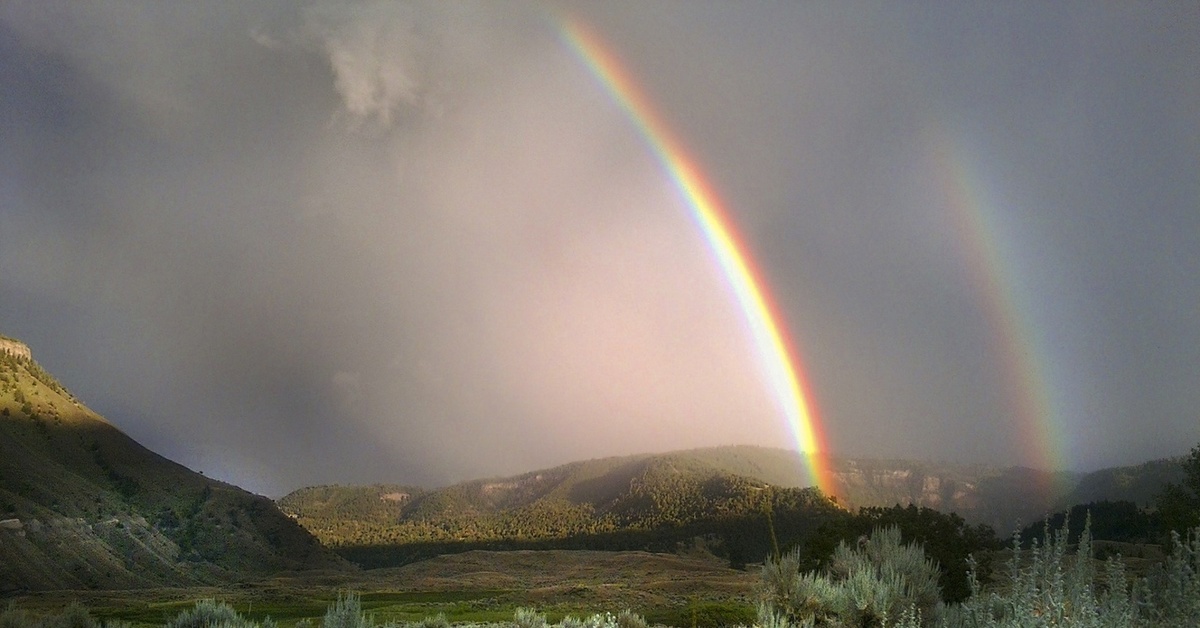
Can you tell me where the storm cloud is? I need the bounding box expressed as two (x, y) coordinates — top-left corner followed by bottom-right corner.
(1, 2), (1196, 495)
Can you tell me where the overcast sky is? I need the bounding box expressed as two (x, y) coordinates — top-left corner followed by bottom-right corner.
(1, 1), (1197, 496)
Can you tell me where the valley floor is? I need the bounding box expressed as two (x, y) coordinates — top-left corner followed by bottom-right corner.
(3, 549), (759, 627)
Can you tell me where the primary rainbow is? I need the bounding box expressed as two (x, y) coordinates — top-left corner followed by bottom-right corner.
(560, 18), (835, 496)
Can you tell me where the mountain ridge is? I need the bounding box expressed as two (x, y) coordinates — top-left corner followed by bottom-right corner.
(0, 337), (348, 592)
(279, 445), (1187, 556)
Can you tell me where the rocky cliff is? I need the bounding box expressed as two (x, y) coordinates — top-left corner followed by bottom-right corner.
(827, 459), (1079, 532)
(0, 336), (31, 361)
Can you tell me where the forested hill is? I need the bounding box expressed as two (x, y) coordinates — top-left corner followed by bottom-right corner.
(278, 446), (824, 532)
(1054, 458), (1186, 509)
(281, 446), (1047, 547)
(0, 340), (347, 593)
(278, 450), (844, 567)
(281, 445), (1190, 566)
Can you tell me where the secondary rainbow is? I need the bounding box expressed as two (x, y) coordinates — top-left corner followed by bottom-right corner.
(560, 18), (835, 496)
(931, 132), (1068, 483)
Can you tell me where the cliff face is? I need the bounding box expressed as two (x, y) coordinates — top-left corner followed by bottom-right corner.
(827, 459), (1079, 532)
(0, 337), (31, 361)
(832, 465), (979, 511)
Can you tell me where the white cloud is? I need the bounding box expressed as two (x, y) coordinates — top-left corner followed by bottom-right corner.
(302, 1), (426, 131)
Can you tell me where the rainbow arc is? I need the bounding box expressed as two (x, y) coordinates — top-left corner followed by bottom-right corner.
(560, 18), (834, 496)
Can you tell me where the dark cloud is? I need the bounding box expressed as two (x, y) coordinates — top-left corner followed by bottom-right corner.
(1, 1), (1196, 495)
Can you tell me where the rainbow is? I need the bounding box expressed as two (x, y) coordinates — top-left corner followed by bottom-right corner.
(931, 133), (1068, 481)
(560, 18), (835, 496)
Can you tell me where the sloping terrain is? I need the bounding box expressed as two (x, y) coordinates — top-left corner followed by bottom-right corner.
(279, 450), (837, 544)
(280, 450), (843, 567)
(0, 338), (346, 593)
(1054, 458), (1185, 509)
(825, 458), (1082, 532)
(282, 444), (1189, 563)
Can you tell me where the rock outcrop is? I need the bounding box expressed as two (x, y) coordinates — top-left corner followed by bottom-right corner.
(0, 337), (30, 361)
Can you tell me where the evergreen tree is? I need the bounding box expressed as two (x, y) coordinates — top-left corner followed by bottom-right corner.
(1157, 443), (1200, 534)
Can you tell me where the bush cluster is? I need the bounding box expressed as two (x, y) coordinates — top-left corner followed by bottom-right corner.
(1, 597), (656, 628)
(2, 521), (1198, 628)
(758, 518), (1200, 627)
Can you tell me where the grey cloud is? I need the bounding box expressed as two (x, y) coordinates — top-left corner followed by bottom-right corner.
(1, 1), (1196, 495)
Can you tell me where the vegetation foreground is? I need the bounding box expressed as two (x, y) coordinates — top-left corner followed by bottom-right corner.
(4, 517), (1199, 628)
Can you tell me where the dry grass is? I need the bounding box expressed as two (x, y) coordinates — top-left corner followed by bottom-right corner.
(4, 549), (760, 626)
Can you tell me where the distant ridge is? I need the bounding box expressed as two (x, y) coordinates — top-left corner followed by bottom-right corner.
(0, 335), (347, 592)
(280, 445), (1188, 565)
(280, 447), (844, 567)
(1054, 457), (1185, 509)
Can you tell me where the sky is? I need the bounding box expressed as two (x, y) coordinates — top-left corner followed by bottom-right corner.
(1, 1), (1197, 497)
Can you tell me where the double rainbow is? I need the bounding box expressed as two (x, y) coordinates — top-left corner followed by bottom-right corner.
(560, 19), (835, 496)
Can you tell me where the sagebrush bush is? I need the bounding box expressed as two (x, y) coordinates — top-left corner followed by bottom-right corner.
(945, 516), (1200, 628)
(558, 617), (587, 628)
(324, 593), (370, 628)
(163, 599), (277, 628)
(0, 604), (36, 628)
(0, 603), (103, 628)
(512, 609), (546, 628)
(760, 525), (943, 627)
(1139, 528), (1200, 625)
(615, 610), (647, 628)
(415, 613), (450, 628)
(44, 603), (95, 628)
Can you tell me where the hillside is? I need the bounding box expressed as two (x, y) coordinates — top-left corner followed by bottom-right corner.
(824, 458), (1081, 532)
(0, 338), (346, 592)
(281, 445), (1190, 568)
(279, 449), (844, 567)
(1053, 458), (1185, 509)
(625, 447), (1079, 532)
(279, 449), (831, 540)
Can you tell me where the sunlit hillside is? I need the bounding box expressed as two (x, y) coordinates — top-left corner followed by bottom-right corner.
(0, 340), (346, 592)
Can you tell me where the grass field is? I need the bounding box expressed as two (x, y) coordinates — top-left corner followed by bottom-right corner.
(3, 550), (758, 627)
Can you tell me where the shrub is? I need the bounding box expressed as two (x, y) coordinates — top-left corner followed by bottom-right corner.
(513, 609), (546, 628)
(161, 599), (274, 628)
(44, 603), (95, 628)
(1139, 528), (1200, 625)
(944, 515), (1200, 627)
(323, 593), (370, 628)
(415, 614), (449, 628)
(0, 603), (108, 628)
(614, 610), (646, 628)
(558, 617), (586, 628)
(165, 600), (242, 628)
(760, 525), (943, 626)
(0, 604), (35, 628)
